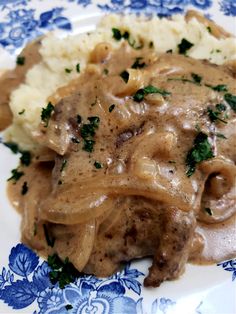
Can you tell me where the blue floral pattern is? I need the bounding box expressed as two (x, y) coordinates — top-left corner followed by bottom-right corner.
(217, 259), (236, 281)
(0, 244), (179, 313)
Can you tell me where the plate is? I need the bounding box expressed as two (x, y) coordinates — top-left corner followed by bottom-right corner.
(0, 1), (235, 313)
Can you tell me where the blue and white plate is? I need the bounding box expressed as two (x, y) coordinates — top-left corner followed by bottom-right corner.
(0, 1), (235, 313)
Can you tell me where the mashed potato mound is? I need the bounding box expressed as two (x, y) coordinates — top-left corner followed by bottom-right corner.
(6, 14), (236, 149)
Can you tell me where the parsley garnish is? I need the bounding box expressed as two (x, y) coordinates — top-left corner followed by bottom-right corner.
(204, 207), (213, 216)
(21, 181), (28, 195)
(120, 70), (129, 83)
(178, 38), (194, 55)
(111, 28), (143, 49)
(206, 84), (228, 92)
(16, 56), (25, 66)
(131, 57), (146, 69)
(7, 169), (24, 183)
(191, 73), (202, 84)
(207, 105), (227, 124)
(47, 254), (82, 289)
(94, 161), (103, 169)
(224, 93), (236, 112)
(133, 85), (171, 102)
(186, 132), (214, 177)
(76, 63), (80, 73)
(216, 133), (227, 139)
(41, 102), (55, 127)
(60, 159), (67, 172)
(166, 49), (173, 54)
(207, 26), (212, 33)
(109, 104), (115, 112)
(77, 114), (82, 124)
(65, 304), (73, 311)
(65, 68), (72, 73)
(103, 68), (109, 75)
(80, 116), (100, 152)
(20, 151), (31, 166)
(83, 139), (95, 152)
(43, 224), (55, 248)
(18, 109), (25, 115)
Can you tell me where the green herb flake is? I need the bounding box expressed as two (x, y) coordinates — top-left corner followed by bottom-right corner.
(76, 63), (80, 73)
(41, 102), (55, 127)
(83, 139), (95, 152)
(94, 161), (103, 169)
(47, 254), (82, 289)
(65, 68), (72, 73)
(60, 159), (67, 172)
(103, 68), (109, 75)
(7, 169), (24, 183)
(186, 132), (214, 177)
(133, 85), (171, 102)
(191, 73), (202, 84)
(21, 181), (28, 195)
(3, 142), (19, 154)
(207, 26), (212, 33)
(18, 109), (25, 115)
(216, 133), (227, 139)
(20, 151), (31, 166)
(204, 207), (213, 216)
(215, 103), (226, 112)
(149, 41), (154, 48)
(178, 38), (194, 55)
(16, 56), (25, 66)
(77, 114), (82, 124)
(131, 57), (146, 69)
(166, 49), (173, 54)
(43, 224), (55, 248)
(207, 107), (227, 124)
(109, 104), (115, 112)
(120, 70), (129, 83)
(224, 93), (236, 112)
(65, 304), (73, 311)
(112, 28), (122, 40)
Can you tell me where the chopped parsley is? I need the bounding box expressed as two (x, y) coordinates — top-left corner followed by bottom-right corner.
(224, 93), (236, 112)
(120, 70), (129, 83)
(18, 109), (25, 115)
(21, 181), (28, 195)
(103, 68), (109, 75)
(178, 38), (194, 55)
(43, 224), (55, 248)
(47, 254), (82, 289)
(191, 73), (202, 84)
(76, 63), (80, 73)
(94, 161), (103, 169)
(41, 102), (55, 127)
(166, 49), (173, 54)
(186, 132), (214, 177)
(216, 133), (227, 139)
(204, 207), (213, 216)
(83, 139), (95, 152)
(207, 26), (212, 33)
(206, 84), (228, 92)
(111, 28), (143, 49)
(133, 85), (171, 102)
(60, 159), (67, 172)
(207, 106), (227, 124)
(65, 68), (72, 73)
(7, 169), (24, 183)
(16, 56), (25, 66)
(20, 151), (31, 166)
(109, 104), (115, 112)
(131, 57), (146, 69)
(65, 304), (73, 311)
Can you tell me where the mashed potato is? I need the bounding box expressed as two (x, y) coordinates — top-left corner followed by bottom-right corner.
(5, 14), (236, 149)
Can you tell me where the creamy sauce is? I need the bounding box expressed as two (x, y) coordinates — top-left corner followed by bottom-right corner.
(3, 38), (236, 287)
